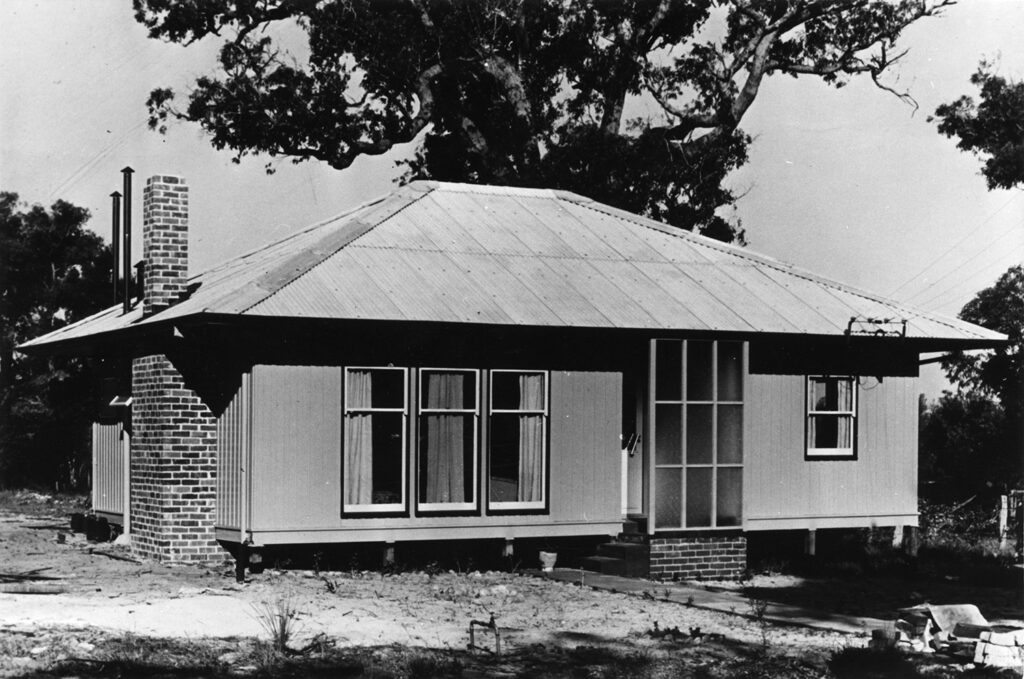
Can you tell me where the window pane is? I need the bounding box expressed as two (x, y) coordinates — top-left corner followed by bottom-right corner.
(492, 372), (545, 410)
(491, 372), (519, 410)
(655, 340), (682, 401)
(489, 413), (544, 503)
(686, 404), (713, 464)
(808, 414), (855, 449)
(685, 468), (712, 527)
(809, 414), (835, 448)
(419, 414), (474, 504)
(717, 342), (743, 401)
(809, 377), (830, 411)
(717, 405), (743, 464)
(836, 379), (854, 411)
(686, 341), (713, 401)
(809, 377), (854, 413)
(346, 369), (373, 409)
(422, 371), (475, 410)
(371, 413), (404, 502)
(349, 369), (403, 409)
(717, 468), (742, 526)
(655, 468), (682, 529)
(655, 404), (682, 465)
(344, 411), (404, 506)
(489, 413), (518, 502)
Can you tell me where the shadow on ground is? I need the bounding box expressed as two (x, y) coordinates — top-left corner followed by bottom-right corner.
(9, 628), (1021, 679)
(742, 530), (1022, 622)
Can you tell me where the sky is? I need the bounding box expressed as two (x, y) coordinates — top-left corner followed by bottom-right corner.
(1, 0), (1022, 394)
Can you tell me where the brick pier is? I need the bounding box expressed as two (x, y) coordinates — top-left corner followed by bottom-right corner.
(649, 535), (747, 580)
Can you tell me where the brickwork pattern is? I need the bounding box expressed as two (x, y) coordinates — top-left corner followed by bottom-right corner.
(142, 175), (188, 316)
(130, 353), (225, 563)
(649, 535), (746, 580)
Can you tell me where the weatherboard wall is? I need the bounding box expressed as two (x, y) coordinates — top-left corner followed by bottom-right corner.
(245, 364), (622, 543)
(215, 373), (250, 531)
(92, 421), (124, 517)
(743, 374), (919, 530)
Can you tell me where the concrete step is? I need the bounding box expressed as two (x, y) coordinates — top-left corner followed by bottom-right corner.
(624, 517), (649, 534)
(597, 541), (650, 560)
(580, 555), (649, 578)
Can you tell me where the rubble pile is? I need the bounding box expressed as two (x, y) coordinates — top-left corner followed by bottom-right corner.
(871, 603), (1024, 670)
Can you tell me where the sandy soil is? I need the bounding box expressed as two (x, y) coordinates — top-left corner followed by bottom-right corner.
(2, 495), (1018, 677)
(0, 501), (853, 676)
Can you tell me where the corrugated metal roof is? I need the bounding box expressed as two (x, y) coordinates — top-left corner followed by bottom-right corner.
(21, 181), (1005, 350)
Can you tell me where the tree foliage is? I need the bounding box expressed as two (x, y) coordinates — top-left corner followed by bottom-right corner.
(942, 265), (1024, 419)
(136, 0), (953, 242)
(0, 193), (111, 489)
(919, 392), (1015, 501)
(925, 265), (1024, 498)
(932, 62), (1024, 190)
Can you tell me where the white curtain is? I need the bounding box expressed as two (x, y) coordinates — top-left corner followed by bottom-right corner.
(424, 372), (465, 503)
(834, 379), (854, 411)
(345, 370), (373, 505)
(517, 373), (544, 502)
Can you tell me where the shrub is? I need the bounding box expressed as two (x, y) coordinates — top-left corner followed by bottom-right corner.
(252, 599), (301, 653)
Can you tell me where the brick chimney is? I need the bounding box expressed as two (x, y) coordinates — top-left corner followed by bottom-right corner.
(142, 175), (188, 316)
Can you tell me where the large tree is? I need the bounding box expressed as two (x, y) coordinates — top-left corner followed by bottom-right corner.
(136, 0), (954, 242)
(0, 193), (111, 489)
(942, 265), (1024, 421)
(927, 265), (1024, 498)
(932, 62), (1024, 190)
(919, 391), (1012, 501)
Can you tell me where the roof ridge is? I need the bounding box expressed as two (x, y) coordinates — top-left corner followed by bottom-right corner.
(236, 184), (436, 314)
(565, 197), (985, 337)
(413, 180), (570, 198)
(192, 192), (394, 280)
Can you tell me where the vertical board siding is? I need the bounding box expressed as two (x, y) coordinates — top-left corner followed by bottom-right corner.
(549, 371), (622, 523)
(745, 374), (918, 527)
(216, 374), (250, 529)
(250, 365), (343, 531)
(92, 421), (124, 515)
(246, 365), (622, 534)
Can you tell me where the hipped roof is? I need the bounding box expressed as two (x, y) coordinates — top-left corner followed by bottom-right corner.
(20, 181), (1005, 353)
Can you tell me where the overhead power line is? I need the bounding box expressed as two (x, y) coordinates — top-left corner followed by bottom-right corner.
(913, 244), (1024, 312)
(887, 191), (1023, 299)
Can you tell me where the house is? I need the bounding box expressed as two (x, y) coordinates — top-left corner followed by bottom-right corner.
(21, 175), (1004, 578)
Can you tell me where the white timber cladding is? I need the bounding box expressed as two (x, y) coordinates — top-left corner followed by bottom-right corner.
(649, 339), (746, 531)
(92, 421), (125, 516)
(245, 365), (621, 541)
(215, 373), (251, 531)
(744, 373), (919, 530)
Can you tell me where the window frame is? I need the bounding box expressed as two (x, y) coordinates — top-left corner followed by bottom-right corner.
(652, 339), (745, 531)
(804, 375), (858, 460)
(415, 367), (481, 514)
(342, 366), (409, 515)
(487, 369), (550, 513)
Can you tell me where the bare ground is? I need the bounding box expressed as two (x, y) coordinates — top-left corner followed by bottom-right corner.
(0, 494), (1019, 678)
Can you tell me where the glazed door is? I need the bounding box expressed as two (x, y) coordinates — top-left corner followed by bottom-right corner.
(650, 339), (745, 530)
(622, 369), (644, 516)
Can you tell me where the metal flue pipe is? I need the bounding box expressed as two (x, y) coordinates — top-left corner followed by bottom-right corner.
(110, 191), (121, 306)
(121, 167), (134, 315)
